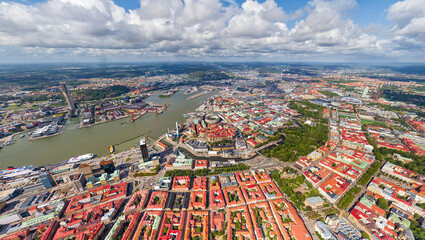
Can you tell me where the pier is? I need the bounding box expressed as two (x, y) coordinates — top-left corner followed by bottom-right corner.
(128, 110), (147, 123)
(187, 91), (209, 100)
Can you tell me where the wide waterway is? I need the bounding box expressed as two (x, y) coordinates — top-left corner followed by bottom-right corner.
(0, 90), (217, 169)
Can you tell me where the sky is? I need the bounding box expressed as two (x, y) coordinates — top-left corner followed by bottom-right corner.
(0, 0), (424, 63)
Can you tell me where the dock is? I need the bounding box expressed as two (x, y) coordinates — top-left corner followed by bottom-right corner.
(187, 91), (209, 100)
(128, 110), (147, 123)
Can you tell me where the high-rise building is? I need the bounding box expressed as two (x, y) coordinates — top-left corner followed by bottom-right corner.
(140, 138), (149, 161)
(78, 163), (93, 180)
(60, 82), (76, 110)
(362, 87), (369, 99)
(71, 173), (86, 192)
(372, 90), (383, 100)
(100, 160), (115, 174)
(39, 172), (57, 189)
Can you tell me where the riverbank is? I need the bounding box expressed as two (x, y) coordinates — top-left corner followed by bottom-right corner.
(0, 128), (34, 147)
(78, 113), (131, 129)
(128, 110), (146, 123)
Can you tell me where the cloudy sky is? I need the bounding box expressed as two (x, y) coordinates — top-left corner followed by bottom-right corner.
(0, 0), (424, 63)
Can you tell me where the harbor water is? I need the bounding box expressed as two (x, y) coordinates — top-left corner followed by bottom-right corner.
(0, 90), (216, 169)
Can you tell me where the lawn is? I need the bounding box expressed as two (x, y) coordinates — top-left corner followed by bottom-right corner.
(339, 114), (356, 119)
(360, 119), (387, 128)
(318, 91), (339, 97)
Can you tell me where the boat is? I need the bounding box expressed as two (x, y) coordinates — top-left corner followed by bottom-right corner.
(20, 135), (25, 138)
(159, 89), (178, 98)
(196, 105), (207, 111)
(184, 87), (198, 95)
(4, 140), (15, 145)
(108, 145), (115, 154)
(68, 153), (94, 163)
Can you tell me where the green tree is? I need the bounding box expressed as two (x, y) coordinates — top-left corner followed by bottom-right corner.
(376, 198), (388, 210)
(361, 231), (370, 240)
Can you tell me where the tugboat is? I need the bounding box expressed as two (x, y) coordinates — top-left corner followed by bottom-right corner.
(108, 145), (115, 153)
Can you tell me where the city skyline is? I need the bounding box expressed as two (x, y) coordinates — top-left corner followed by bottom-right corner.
(0, 0), (424, 63)
(2, 60), (425, 239)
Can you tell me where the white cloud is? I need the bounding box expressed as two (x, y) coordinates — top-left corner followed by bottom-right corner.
(289, 0), (378, 51)
(0, 0), (397, 61)
(385, 0), (425, 60)
(387, 0), (425, 40)
(387, 0), (425, 29)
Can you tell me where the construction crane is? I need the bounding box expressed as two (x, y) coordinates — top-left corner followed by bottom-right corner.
(127, 111), (137, 123)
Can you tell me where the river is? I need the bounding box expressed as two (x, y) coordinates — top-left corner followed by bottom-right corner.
(0, 90), (217, 169)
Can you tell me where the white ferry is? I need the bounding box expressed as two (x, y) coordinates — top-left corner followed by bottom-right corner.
(68, 153), (94, 163)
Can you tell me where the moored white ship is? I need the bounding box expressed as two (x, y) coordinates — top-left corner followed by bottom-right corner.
(68, 153), (94, 163)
